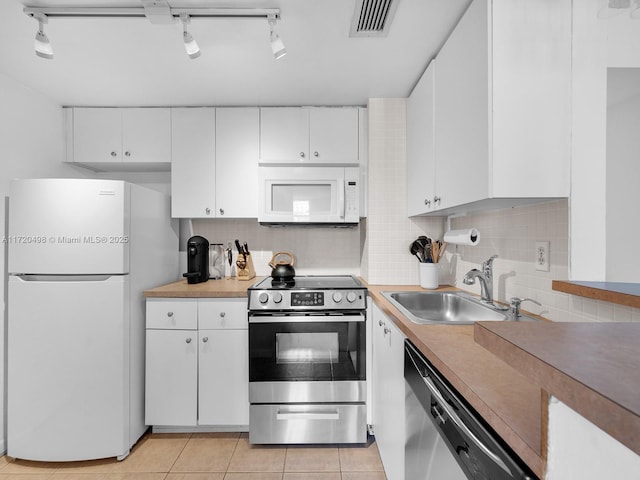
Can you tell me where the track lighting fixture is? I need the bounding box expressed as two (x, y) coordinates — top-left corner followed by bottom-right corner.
(24, 5), (282, 60)
(267, 13), (286, 60)
(34, 13), (53, 60)
(180, 14), (200, 59)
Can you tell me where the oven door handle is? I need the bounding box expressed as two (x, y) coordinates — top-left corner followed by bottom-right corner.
(420, 373), (512, 476)
(249, 314), (365, 323)
(276, 409), (340, 421)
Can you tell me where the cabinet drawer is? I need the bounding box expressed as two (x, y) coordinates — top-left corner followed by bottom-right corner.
(146, 299), (198, 329)
(198, 299), (247, 330)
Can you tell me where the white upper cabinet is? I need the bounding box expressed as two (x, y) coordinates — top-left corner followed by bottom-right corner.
(260, 107), (360, 164)
(70, 108), (171, 169)
(412, 0), (571, 216)
(406, 60), (436, 216)
(171, 108), (216, 219)
(215, 108), (259, 218)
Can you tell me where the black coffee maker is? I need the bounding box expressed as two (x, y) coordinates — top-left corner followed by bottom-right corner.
(183, 235), (209, 284)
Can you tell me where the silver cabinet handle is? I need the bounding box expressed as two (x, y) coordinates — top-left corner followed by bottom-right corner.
(378, 320), (384, 326)
(383, 327), (391, 335)
(185, 337), (192, 344)
(299, 152), (305, 158)
(220, 312), (226, 318)
(110, 151), (117, 157)
(313, 151), (319, 157)
(167, 311), (174, 317)
(434, 196), (441, 205)
(424, 199), (431, 206)
(202, 337), (208, 343)
(219, 208), (224, 215)
(125, 151), (131, 157)
(205, 208), (211, 215)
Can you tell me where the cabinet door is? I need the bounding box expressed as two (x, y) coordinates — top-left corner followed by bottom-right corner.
(372, 304), (405, 480)
(73, 108), (122, 163)
(145, 329), (197, 426)
(259, 107), (309, 163)
(309, 108), (359, 164)
(198, 329), (250, 426)
(122, 108), (171, 164)
(171, 108), (216, 218)
(434, 0), (489, 210)
(407, 60), (436, 216)
(215, 108), (259, 218)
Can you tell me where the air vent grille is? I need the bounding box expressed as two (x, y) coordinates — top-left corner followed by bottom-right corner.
(350, 0), (399, 37)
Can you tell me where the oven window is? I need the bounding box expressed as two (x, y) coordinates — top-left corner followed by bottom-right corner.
(249, 319), (365, 382)
(276, 332), (338, 363)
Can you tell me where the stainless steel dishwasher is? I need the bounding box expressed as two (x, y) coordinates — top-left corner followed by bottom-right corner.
(404, 340), (537, 480)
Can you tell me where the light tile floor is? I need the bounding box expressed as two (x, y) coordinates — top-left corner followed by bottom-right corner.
(0, 432), (388, 480)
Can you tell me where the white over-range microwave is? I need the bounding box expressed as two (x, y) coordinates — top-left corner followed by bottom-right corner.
(258, 166), (360, 225)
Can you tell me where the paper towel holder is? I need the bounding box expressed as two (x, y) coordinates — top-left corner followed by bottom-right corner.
(444, 214), (480, 246)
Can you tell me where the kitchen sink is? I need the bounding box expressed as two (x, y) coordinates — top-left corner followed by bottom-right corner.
(381, 291), (518, 325)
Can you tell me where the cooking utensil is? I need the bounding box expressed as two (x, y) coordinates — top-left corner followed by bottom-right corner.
(410, 240), (425, 262)
(243, 242), (250, 255)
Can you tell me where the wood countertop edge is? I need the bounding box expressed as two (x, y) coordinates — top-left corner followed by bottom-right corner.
(552, 280), (640, 309)
(143, 277), (263, 298)
(474, 321), (640, 457)
(366, 286), (546, 478)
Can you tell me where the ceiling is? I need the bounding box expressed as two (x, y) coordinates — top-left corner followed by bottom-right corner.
(0, 0), (471, 107)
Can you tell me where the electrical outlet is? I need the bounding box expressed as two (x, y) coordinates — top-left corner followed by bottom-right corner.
(535, 241), (550, 272)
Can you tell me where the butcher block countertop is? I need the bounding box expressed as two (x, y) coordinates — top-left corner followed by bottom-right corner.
(143, 277), (265, 298)
(475, 321), (640, 458)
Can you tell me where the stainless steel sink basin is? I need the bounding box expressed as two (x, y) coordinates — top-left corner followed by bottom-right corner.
(381, 291), (509, 325)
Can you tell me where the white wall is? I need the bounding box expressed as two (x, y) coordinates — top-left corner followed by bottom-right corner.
(0, 73), (87, 453)
(606, 70), (640, 282)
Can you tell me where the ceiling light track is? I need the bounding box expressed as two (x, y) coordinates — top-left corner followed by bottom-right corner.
(24, 5), (283, 61)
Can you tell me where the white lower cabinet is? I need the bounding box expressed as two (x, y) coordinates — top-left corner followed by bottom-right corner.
(372, 303), (406, 480)
(145, 298), (249, 428)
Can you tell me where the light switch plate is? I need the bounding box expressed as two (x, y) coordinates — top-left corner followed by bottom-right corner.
(535, 241), (550, 272)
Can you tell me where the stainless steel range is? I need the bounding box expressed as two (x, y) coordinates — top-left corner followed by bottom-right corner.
(247, 275), (368, 444)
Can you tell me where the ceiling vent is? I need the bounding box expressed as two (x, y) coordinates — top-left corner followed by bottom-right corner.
(350, 0), (399, 37)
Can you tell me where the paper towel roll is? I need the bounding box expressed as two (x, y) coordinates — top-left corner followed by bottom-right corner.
(443, 228), (480, 246)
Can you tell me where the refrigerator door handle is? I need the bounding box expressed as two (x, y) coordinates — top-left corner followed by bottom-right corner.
(11, 274), (122, 282)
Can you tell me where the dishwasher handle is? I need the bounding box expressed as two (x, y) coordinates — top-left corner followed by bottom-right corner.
(405, 343), (513, 477)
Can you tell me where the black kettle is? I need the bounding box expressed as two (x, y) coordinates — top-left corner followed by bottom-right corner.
(269, 251), (296, 286)
(183, 235), (209, 284)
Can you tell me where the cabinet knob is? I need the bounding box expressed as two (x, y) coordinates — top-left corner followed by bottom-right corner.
(110, 151), (117, 157)
(185, 337), (192, 344)
(220, 312), (226, 318)
(205, 207), (211, 215)
(299, 152), (305, 158)
(378, 320), (385, 327)
(125, 151), (131, 157)
(434, 196), (441, 205)
(424, 199), (431, 206)
(313, 151), (319, 157)
(202, 337), (209, 343)
(219, 208), (224, 216)
(167, 311), (174, 317)
(383, 327), (391, 335)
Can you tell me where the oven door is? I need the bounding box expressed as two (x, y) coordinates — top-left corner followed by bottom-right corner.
(248, 312), (366, 403)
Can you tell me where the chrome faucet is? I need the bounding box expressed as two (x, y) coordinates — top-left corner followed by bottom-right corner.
(463, 255), (498, 304)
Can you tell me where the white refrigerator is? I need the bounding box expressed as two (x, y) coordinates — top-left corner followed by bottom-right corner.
(7, 178), (178, 461)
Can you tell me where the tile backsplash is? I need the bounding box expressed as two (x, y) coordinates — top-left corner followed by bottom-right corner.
(449, 200), (640, 323)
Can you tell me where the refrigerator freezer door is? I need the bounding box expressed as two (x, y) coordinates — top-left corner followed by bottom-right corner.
(8, 178), (129, 275)
(8, 275), (130, 461)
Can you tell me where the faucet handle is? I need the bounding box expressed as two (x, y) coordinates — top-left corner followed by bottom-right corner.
(482, 255), (498, 276)
(509, 297), (542, 317)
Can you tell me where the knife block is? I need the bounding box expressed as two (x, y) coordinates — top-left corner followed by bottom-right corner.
(236, 253), (256, 281)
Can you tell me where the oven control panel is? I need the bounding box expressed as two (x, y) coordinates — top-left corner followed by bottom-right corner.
(249, 289), (367, 310)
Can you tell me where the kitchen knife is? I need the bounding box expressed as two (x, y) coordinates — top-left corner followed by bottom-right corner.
(243, 242), (250, 255)
(235, 239), (244, 255)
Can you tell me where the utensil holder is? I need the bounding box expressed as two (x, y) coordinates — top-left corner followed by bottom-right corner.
(419, 263), (439, 289)
(236, 253), (256, 281)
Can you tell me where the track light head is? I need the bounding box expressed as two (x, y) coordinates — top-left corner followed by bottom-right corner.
(267, 13), (286, 60)
(33, 14), (53, 59)
(181, 14), (201, 59)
